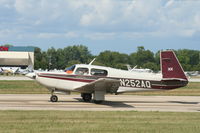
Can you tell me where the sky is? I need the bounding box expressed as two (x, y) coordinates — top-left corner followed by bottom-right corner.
(0, 0), (200, 55)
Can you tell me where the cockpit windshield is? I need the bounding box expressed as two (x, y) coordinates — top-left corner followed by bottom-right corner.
(65, 65), (76, 74)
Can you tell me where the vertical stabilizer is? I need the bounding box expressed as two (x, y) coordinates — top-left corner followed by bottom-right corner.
(161, 51), (187, 80)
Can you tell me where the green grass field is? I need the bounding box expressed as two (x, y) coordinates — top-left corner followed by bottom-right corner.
(0, 80), (48, 94)
(0, 80), (200, 96)
(0, 111), (200, 133)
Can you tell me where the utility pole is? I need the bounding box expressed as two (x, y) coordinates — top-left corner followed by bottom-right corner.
(48, 55), (52, 71)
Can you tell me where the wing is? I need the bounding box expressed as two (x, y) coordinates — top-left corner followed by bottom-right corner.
(74, 78), (120, 94)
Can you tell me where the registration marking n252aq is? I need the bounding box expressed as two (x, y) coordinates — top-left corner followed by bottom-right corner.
(120, 79), (151, 88)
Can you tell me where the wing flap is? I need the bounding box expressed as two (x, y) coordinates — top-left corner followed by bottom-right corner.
(74, 78), (120, 93)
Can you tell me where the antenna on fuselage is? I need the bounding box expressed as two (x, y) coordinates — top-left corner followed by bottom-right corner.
(89, 58), (96, 65)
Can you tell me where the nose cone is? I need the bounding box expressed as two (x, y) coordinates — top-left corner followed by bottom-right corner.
(25, 72), (36, 79)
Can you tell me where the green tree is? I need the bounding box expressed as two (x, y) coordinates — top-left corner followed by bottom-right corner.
(63, 45), (93, 66)
(176, 49), (200, 71)
(97, 51), (129, 69)
(143, 62), (159, 71)
(129, 46), (156, 70)
(33, 45), (200, 71)
(66, 60), (81, 68)
(47, 47), (57, 69)
(34, 47), (48, 70)
(135, 46), (155, 65)
(56, 48), (65, 69)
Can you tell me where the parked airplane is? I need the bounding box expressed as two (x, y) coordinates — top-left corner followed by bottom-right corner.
(26, 50), (188, 104)
(0, 67), (20, 75)
(185, 71), (199, 77)
(0, 65), (33, 75)
(15, 65), (34, 75)
(127, 65), (153, 73)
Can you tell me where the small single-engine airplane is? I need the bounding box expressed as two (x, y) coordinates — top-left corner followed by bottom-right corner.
(26, 50), (188, 104)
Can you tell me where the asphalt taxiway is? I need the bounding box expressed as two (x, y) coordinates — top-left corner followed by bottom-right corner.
(0, 94), (200, 112)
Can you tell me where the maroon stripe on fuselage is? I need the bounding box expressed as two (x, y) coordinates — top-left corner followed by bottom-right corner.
(151, 85), (184, 90)
(38, 73), (161, 82)
(38, 75), (95, 83)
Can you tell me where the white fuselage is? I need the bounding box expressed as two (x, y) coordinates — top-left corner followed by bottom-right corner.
(35, 64), (163, 93)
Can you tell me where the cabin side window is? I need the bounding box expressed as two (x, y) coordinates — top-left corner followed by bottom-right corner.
(91, 68), (108, 76)
(65, 65), (76, 74)
(75, 67), (89, 75)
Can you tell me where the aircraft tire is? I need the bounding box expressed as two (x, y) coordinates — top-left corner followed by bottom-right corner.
(50, 95), (58, 102)
(94, 100), (103, 104)
(82, 93), (92, 102)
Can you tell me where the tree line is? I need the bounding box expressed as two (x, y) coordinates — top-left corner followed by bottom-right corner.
(34, 45), (200, 71)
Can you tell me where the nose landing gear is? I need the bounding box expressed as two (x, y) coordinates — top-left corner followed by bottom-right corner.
(50, 89), (58, 102)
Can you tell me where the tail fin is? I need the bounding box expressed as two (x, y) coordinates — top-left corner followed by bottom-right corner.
(161, 50), (187, 81)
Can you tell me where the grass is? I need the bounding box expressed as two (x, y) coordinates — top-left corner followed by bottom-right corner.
(190, 76), (200, 79)
(0, 81), (200, 96)
(0, 111), (199, 133)
(0, 82), (199, 133)
(131, 82), (200, 96)
(0, 80), (48, 94)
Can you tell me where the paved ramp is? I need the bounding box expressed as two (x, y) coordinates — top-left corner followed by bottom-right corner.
(0, 76), (32, 80)
(0, 94), (200, 112)
(189, 78), (200, 82)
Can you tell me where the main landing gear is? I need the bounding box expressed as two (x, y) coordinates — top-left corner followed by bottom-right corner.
(50, 95), (58, 102)
(81, 93), (103, 104)
(81, 93), (92, 102)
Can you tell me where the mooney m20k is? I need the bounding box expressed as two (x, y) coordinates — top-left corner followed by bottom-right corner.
(26, 50), (188, 104)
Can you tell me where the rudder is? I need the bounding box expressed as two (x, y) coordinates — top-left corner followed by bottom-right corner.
(161, 50), (187, 80)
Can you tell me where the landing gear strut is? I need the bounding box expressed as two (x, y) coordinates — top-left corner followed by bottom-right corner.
(81, 93), (92, 102)
(50, 95), (58, 102)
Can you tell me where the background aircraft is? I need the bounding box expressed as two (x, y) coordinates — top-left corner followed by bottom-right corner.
(0, 65), (33, 75)
(0, 67), (19, 75)
(127, 65), (153, 73)
(26, 50), (188, 104)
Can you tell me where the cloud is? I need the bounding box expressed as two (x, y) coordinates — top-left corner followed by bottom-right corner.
(0, 0), (200, 42)
(0, 29), (15, 39)
(37, 32), (79, 39)
(79, 0), (115, 26)
(164, 0), (174, 7)
(84, 32), (116, 40)
(37, 33), (61, 39)
(64, 32), (79, 38)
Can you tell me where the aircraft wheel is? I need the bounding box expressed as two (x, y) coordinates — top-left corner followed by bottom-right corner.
(82, 93), (92, 102)
(94, 100), (103, 104)
(50, 95), (58, 102)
